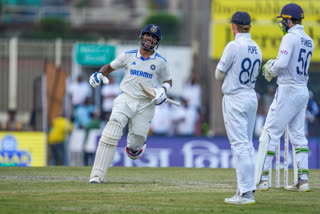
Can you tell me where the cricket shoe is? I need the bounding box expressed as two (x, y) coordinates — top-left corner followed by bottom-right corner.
(285, 180), (310, 192)
(89, 177), (102, 184)
(256, 180), (269, 191)
(125, 144), (146, 160)
(224, 191), (255, 205)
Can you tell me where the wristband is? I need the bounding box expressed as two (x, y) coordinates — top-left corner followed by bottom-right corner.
(162, 82), (171, 92)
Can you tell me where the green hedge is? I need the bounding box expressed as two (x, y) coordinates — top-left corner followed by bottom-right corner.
(39, 17), (70, 33)
(144, 12), (180, 42)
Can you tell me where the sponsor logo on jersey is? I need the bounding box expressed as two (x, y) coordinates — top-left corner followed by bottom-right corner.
(150, 64), (156, 70)
(131, 61), (136, 65)
(218, 61), (225, 66)
(130, 69), (153, 79)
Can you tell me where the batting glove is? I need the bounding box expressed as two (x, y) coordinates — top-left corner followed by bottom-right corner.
(89, 72), (109, 88)
(151, 87), (167, 105)
(262, 59), (275, 82)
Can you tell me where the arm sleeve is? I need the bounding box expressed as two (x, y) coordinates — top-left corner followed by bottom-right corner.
(158, 61), (172, 82)
(110, 52), (128, 70)
(270, 34), (294, 76)
(216, 42), (236, 73)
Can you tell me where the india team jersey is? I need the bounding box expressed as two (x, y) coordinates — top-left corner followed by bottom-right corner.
(217, 33), (262, 95)
(110, 48), (171, 99)
(272, 25), (314, 86)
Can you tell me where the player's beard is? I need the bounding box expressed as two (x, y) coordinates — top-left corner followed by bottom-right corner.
(140, 37), (159, 51)
(142, 40), (155, 51)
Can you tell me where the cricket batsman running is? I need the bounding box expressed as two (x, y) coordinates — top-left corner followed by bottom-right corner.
(88, 24), (172, 183)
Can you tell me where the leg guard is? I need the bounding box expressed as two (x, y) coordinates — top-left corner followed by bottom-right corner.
(261, 151), (276, 181)
(291, 144), (298, 185)
(285, 147), (310, 193)
(295, 147), (309, 181)
(89, 121), (123, 183)
(255, 128), (269, 185)
(256, 150), (276, 190)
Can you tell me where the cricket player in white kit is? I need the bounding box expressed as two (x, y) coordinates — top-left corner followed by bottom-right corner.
(256, 3), (314, 192)
(88, 24), (172, 183)
(215, 11), (262, 204)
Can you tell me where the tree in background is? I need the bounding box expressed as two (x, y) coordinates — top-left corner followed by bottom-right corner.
(144, 12), (180, 43)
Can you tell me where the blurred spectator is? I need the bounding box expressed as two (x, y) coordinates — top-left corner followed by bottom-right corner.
(29, 110), (36, 131)
(1, 109), (22, 131)
(195, 108), (206, 136)
(67, 74), (92, 109)
(73, 98), (95, 129)
(48, 115), (73, 165)
(305, 90), (319, 137)
(179, 69), (202, 136)
(150, 103), (171, 136)
(183, 78), (201, 111)
(83, 111), (102, 166)
(101, 76), (121, 121)
(171, 98), (198, 136)
(68, 127), (85, 166)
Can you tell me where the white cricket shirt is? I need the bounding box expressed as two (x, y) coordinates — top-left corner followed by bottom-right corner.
(110, 48), (171, 99)
(271, 25), (314, 86)
(217, 33), (262, 95)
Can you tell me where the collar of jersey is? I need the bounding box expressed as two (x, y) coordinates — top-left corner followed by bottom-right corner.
(235, 33), (251, 40)
(136, 48), (156, 61)
(288, 24), (303, 34)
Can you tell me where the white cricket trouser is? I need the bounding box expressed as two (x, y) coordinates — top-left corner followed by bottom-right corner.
(222, 90), (257, 194)
(109, 92), (155, 150)
(263, 85), (309, 180)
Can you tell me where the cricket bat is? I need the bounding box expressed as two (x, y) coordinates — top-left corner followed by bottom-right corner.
(139, 82), (180, 106)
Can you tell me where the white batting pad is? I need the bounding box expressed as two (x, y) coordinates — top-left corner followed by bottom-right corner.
(89, 121), (123, 183)
(255, 128), (269, 185)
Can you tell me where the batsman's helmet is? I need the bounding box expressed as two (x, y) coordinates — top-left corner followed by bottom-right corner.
(140, 24), (162, 41)
(277, 3), (304, 19)
(139, 24), (161, 50)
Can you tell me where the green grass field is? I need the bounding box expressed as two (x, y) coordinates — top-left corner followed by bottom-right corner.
(0, 167), (319, 214)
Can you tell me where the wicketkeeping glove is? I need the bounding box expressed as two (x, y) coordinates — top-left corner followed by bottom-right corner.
(151, 87), (167, 105)
(262, 59), (275, 82)
(89, 72), (109, 88)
